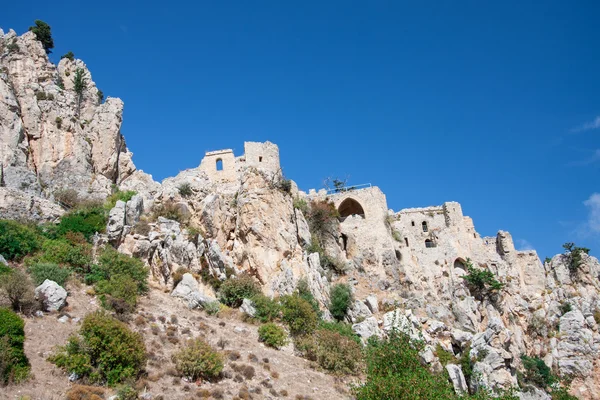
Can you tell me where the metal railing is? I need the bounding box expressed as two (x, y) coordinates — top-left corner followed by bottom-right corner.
(323, 183), (372, 195)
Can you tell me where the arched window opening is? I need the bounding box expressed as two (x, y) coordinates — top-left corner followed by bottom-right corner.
(341, 234), (348, 251)
(411, 221), (415, 227)
(395, 250), (402, 261)
(404, 237), (409, 247)
(259, 156), (263, 162)
(473, 233), (477, 239)
(422, 221), (428, 232)
(216, 158), (223, 171)
(425, 239), (436, 248)
(454, 258), (466, 270)
(338, 198), (365, 220)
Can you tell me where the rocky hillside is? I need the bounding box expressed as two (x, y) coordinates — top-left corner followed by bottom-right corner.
(0, 26), (599, 400)
(0, 28), (157, 219)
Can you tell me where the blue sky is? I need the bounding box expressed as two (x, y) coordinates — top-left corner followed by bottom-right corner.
(3, 1), (599, 259)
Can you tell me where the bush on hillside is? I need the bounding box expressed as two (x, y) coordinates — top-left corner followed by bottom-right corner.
(562, 242), (591, 274)
(49, 311), (146, 386)
(172, 338), (223, 381)
(96, 274), (139, 314)
(280, 294), (318, 336)
(296, 329), (363, 375)
(353, 330), (457, 399)
(318, 320), (361, 344)
(258, 323), (288, 349)
(296, 278), (321, 316)
(251, 294), (281, 323)
(28, 262), (71, 286)
(92, 246), (148, 293)
(0, 308), (30, 385)
(329, 283), (353, 321)
(56, 205), (107, 240)
(104, 189), (137, 212)
(218, 274), (261, 308)
(178, 183), (193, 198)
(0, 270), (37, 314)
(520, 355), (556, 389)
(462, 258), (504, 299)
(30, 237), (92, 274)
(0, 220), (40, 260)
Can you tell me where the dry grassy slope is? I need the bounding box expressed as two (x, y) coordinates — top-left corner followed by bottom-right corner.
(2, 282), (354, 400)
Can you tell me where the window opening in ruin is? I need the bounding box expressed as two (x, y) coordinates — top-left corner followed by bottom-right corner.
(411, 221), (415, 227)
(425, 239), (436, 248)
(454, 259), (466, 270)
(422, 221), (428, 232)
(216, 158), (223, 171)
(404, 237), (409, 247)
(259, 156), (263, 162)
(395, 250), (401, 261)
(341, 234), (348, 251)
(338, 198), (366, 220)
(473, 233), (476, 238)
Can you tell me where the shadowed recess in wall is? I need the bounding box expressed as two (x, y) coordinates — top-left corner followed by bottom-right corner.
(338, 198), (365, 220)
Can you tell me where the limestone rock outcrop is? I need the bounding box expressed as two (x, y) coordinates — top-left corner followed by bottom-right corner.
(0, 28), (157, 205)
(34, 279), (67, 311)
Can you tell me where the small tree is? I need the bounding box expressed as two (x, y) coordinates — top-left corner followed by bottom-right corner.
(28, 20), (54, 54)
(461, 258), (504, 300)
(562, 242), (590, 274)
(61, 51), (75, 61)
(73, 68), (87, 116)
(329, 283), (353, 321)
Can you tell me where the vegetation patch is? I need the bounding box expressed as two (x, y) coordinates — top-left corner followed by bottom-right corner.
(258, 323), (288, 349)
(296, 329), (363, 375)
(462, 258), (504, 299)
(172, 338), (223, 381)
(329, 283), (353, 321)
(218, 274), (261, 308)
(50, 311), (147, 386)
(280, 294), (318, 336)
(0, 308), (30, 385)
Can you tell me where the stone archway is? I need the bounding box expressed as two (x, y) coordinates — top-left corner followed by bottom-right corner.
(338, 198), (365, 220)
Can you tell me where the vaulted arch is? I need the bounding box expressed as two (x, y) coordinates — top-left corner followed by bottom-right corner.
(338, 198), (365, 219)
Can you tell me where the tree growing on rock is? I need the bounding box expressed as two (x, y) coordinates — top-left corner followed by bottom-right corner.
(562, 242), (590, 275)
(73, 68), (87, 116)
(28, 20), (54, 54)
(461, 258), (504, 300)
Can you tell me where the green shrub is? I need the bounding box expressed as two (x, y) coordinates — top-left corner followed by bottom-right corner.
(218, 274), (261, 308)
(97, 89), (104, 104)
(296, 278), (321, 316)
(178, 183), (193, 198)
(280, 294), (318, 336)
(293, 197), (308, 214)
(172, 338), (223, 380)
(318, 321), (361, 344)
(172, 267), (190, 288)
(94, 246), (148, 293)
(329, 283), (353, 321)
(353, 330), (457, 399)
(61, 51), (75, 61)
(0, 264), (10, 276)
(54, 188), (79, 208)
(562, 242), (591, 274)
(251, 294), (281, 323)
(104, 190), (137, 211)
(0, 308), (30, 385)
(29, 20), (54, 54)
(521, 355), (556, 389)
(204, 301), (221, 316)
(96, 275), (139, 314)
(116, 384), (138, 400)
(28, 262), (71, 286)
(49, 311), (146, 386)
(31, 237), (92, 274)
(0, 270), (37, 313)
(296, 329), (363, 375)
(0, 220), (41, 260)
(151, 201), (186, 223)
(551, 387), (578, 400)
(459, 345), (474, 382)
(258, 323), (288, 349)
(435, 343), (455, 366)
(57, 206), (107, 240)
(559, 302), (572, 316)
(462, 258), (504, 299)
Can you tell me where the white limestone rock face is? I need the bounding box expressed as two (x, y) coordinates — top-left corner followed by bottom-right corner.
(446, 364), (468, 395)
(0, 29), (158, 201)
(240, 298), (257, 317)
(35, 280), (67, 311)
(0, 187), (63, 222)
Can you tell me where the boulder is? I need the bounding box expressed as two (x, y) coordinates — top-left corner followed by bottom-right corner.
(35, 280), (67, 311)
(107, 200), (126, 242)
(352, 317), (382, 341)
(364, 295), (379, 314)
(241, 298), (257, 317)
(446, 364), (468, 395)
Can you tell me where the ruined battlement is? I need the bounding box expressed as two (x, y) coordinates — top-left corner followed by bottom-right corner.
(198, 141), (280, 183)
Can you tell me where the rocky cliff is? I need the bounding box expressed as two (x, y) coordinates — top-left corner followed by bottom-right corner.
(0, 28), (157, 207)
(1, 28), (599, 400)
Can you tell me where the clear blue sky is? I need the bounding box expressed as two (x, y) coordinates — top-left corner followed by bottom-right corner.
(3, 1), (599, 259)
